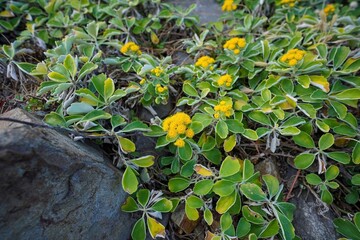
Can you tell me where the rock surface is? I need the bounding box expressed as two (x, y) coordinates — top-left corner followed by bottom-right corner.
(0, 108), (135, 240)
(290, 191), (337, 240)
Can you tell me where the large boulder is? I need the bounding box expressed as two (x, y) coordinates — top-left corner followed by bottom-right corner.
(0, 108), (135, 240)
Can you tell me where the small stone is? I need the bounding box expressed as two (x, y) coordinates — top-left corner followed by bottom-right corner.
(255, 158), (281, 180)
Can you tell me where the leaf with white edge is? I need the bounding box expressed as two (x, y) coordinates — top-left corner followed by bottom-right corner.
(242, 129), (258, 141)
(186, 195), (203, 208)
(294, 153), (316, 169)
(352, 142), (360, 164)
(316, 119), (330, 133)
(326, 152), (351, 164)
(48, 71), (68, 82)
(151, 198), (173, 212)
(147, 216), (166, 239)
(204, 208), (213, 225)
(242, 206), (265, 224)
(66, 102), (94, 115)
(130, 155), (155, 167)
(219, 156), (241, 178)
(122, 166), (138, 194)
(298, 103), (316, 119)
(306, 173), (322, 185)
(64, 54), (77, 78)
(44, 112), (66, 127)
(263, 174), (280, 198)
(216, 191), (236, 214)
(193, 179), (214, 196)
(213, 180), (236, 197)
(117, 136), (136, 153)
(319, 133), (334, 151)
(137, 189), (150, 207)
(279, 126), (300, 136)
(121, 196), (139, 212)
(249, 111), (272, 126)
(131, 218), (146, 240)
(330, 101), (347, 119)
(321, 189), (333, 204)
(236, 217), (251, 238)
(183, 81), (199, 97)
(216, 120), (228, 139)
(80, 110), (112, 122)
(104, 78), (115, 101)
(276, 211), (295, 240)
(220, 212), (233, 231)
(120, 121), (149, 132)
(325, 165), (339, 181)
(178, 140), (192, 161)
(309, 75), (330, 93)
(240, 183), (267, 201)
(334, 88), (360, 100)
(224, 134), (237, 152)
(185, 203), (199, 220)
(292, 131), (315, 148)
(168, 177), (191, 193)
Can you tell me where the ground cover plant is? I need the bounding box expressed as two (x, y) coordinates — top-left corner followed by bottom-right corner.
(1, 0), (360, 239)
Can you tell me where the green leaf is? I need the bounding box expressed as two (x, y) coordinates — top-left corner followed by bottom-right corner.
(333, 219), (360, 240)
(306, 174), (322, 185)
(185, 203), (199, 220)
(168, 177), (191, 193)
(213, 180), (236, 197)
(131, 218), (146, 240)
(321, 189), (333, 204)
(334, 88), (360, 100)
(111, 115), (126, 130)
(219, 156), (241, 178)
(152, 198), (173, 212)
(67, 102), (94, 115)
(279, 126), (300, 136)
(330, 101), (347, 119)
(225, 119), (244, 133)
(202, 136), (216, 151)
(80, 110), (111, 122)
(117, 136), (136, 153)
(193, 179), (214, 196)
(352, 174), (360, 186)
(204, 208), (213, 225)
(183, 81), (199, 97)
(292, 131), (315, 148)
(136, 189), (150, 207)
(202, 148), (222, 165)
(121, 121), (149, 132)
(316, 119), (330, 132)
(130, 155), (154, 168)
(78, 62), (98, 80)
(242, 206), (265, 224)
(236, 218), (251, 238)
(294, 153), (316, 169)
(104, 78), (115, 101)
(48, 71), (68, 82)
(325, 165), (339, 181)
(298, 103), (316, 118)
(64, 54), (77, 78)
(216, 120), (229, 139)
(220, 212), (232, 231)
(263, 174), (279, 198)
(276, 211), (295, 240)
(240, 183), (267, 201)
(186, 195), (203, 208)
(216, 191), (237, 214)
(122, 166), (138, 194)
(259, 219), (279, 238)
(354, 212), (360, 230)
(224, 134), (237, 152)
(44, 112), (66, 127)
(249, 111), (272, 126)
(333, 46), (350, 69)
(242, 129), (258, 141)
(319, 133), (334, 151)
(178, 140), (193, 161)
(352, 142), (360, 164)
(121, 196), (139, 212)
(326, 152), (351, 164)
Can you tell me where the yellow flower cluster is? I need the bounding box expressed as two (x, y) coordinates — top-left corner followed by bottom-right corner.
(162, 112), (194, 146)
(156, 84), (167, 93)
(280, 0), (297, 7)
(139, 78), (146, 85)
(280, 48), (306, 66)
(214, 101), (233, 119)
(195, 56), (215, 68)
(223, 37), (246, 54)
(324, 4), (335, 16)
(151, 67), (163, 77)
(222, 0), (237, 11)
(217, 74), (233, 87)
(174, 139), (185, 147)
(120, 42), (141, 55)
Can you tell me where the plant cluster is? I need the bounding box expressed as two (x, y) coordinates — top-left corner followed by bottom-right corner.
(1, 0), (360, 239)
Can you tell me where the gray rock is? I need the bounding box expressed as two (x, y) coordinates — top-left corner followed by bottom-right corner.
(255, 158), (281, 180)
(290, 191), (337, 240)
(0, 108), (136, 240)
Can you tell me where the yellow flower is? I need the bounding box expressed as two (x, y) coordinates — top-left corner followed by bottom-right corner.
(156, 84), (167, 93)
(120, 42), (142, 55)
(217, 74), (233, 87)
(279, 48), (305, 67)
(151, 66), (164, 77)
(174, 139), (185, 148)
(280, 0), (297, 7)
(223, 37), (246, 54)
(185, 129), (195, 138)
(324, 4), (335, 16)
(195, 56), (215, 68)
(162, 112), (193, 139)
(213, 100), (233, 119)
(222, 0), (237, 11)
(139, 78), (146, 85)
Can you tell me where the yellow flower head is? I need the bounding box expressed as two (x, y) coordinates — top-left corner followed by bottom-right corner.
(324, 4), (335, 16)
(151, 66), (164, 77)
(195, 56), (215, 68)
(217, 74), (233, 87)
(213, 100), (233, 119)
(156, 84), (167, 93)
(120, 42), (142, 55)
(222, 0), (237, 11)
(174, 138), (185, 148)
(139, 78), (146, 85)
(223, 37), (246, 54)
(162, 112), (193, 139)
(279, 48), (306, 67)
